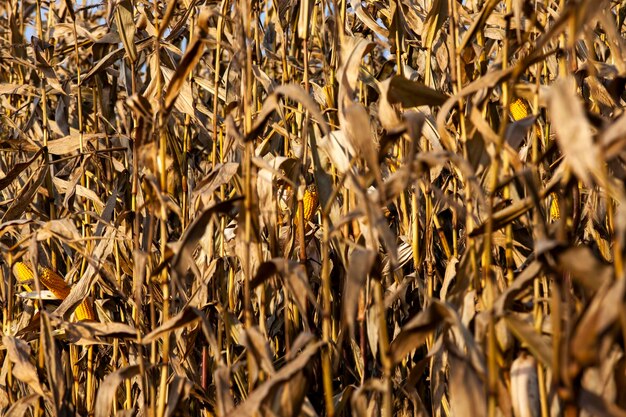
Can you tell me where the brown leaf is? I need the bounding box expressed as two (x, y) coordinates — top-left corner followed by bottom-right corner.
(224, 340), (322, 417)
(55, 226), (115, 319)
(350, 0), (389, 38)
(578, 389), (626, 417)
(171, 197), (242, 280)
(164, 376), (193, 417)
(115, 0), (137, 62)
(437, 66), (515, 151)
(557, 246), (613, 292)
(59, 320), (138, 345)
(389, 303), (447, 365)
(386, 75), (450, 108)
(2, 153), (48, 222)
(4, 394), (40, 417)
(32, 37), (65, 95)
(493, 261), (542, 315)
(504, 314), (552, 368)
(0, 148), (44, 191)
(192, 163), (239, 202)
(470, 173), (562, 236)
(268, 368), (309, 417)
(338, 36), (374, 105)
(163, 8), (215, 115)
(571, 277), (625, 367)
(449, 352), (487, 417)
(94, 365), (142, 417)
(81, 37), (153, 84)
(2, 336), (45, 397)
(251, 258), (319, 322)
(342, 248), (376, 335)
(215, 365), (234, 415)
(242, 326), (275, 384)
(245, 84), (330, 142)
(142, 307), (202, 345)
(41, 313), (65, 414)
(341, 102), (382, 189)
(549, 77), (602, 187)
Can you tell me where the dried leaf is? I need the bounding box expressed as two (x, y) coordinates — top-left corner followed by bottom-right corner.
(115, 0), (137, 62)
(2, 336), (45, 396)
(172, 197), (243, 279)
(2, 154), (48, 222)
(0, 148), (44, 191)
(224, 340), (322, 417)
(164, 376), (193, 417)
(449, 352), (487, 417)
(163, 7), (215, 115)
(142, 307), (203, 345)
(41, 313), (66, 414)
(549, 77), (602, 187)
(386, 75), (450, 108)
(94, 365), (142, 417)
(571, 278), (625, 367)
(342, 248), (376, 335)
(504, 314), (552, 368)
(389, 302), (446, 365)
(4, 394), (40, 417)
(55, 226), (115, 319)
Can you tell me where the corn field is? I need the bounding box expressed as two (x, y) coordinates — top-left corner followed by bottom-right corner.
(1, 0), (626, 416)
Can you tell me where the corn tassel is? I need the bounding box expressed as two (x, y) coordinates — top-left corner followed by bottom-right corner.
(13, 262), (96, 321)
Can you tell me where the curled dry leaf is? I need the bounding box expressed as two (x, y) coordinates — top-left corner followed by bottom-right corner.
(389, 302), (447, 365)
(2, 336), (46, 397)
(342, 248), (377, 336)
(224, 341), (323, 417)
(504, 314), (552, 368)
(2, 152), (48, 222)
(94, 365), (142, 417)
(0, 148), (44, 191)
(4, 394), (40, 417)
(449, 351), (487, 417)
(164, 376), (193, 417)
(55, 226), (115, 319)
(548, 77), (603, 187)
(570, 277), (625, 368)
(172, 197), (243, 280)
(341, 102), (382, 188)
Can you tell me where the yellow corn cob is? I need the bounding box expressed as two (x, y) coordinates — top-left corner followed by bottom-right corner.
(509, 97), (531, 121)
(298, 185), (319, 224)
(510, 97), (543, 137)
(549, 192), (560, 221)
(13, 262), (96, 321)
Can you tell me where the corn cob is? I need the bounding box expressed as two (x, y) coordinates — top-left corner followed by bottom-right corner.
(13, 262), (96, 321)
(549, 192), (560, 221)
(509, 97), (531, 122)
(299, 185), (319, 224)
(509, 97), (543, 136)
(294, 184), (319, 240)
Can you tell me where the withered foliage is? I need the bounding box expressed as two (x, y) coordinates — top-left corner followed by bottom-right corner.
(1, 0), (626, 416)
